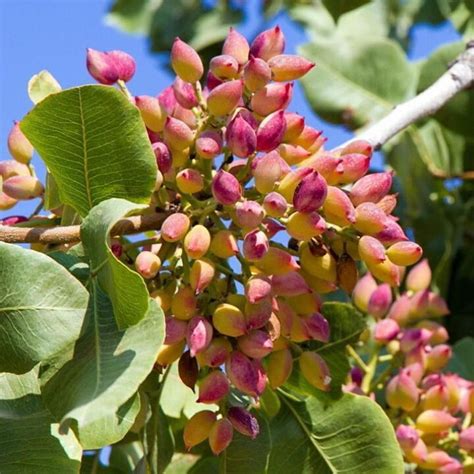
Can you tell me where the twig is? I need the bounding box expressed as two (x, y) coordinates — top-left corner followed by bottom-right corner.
(0, 212), (168, 245)
(341, 41), (474, 150)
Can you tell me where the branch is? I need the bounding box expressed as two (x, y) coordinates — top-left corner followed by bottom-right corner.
(343, 41), (474, 150)
(0, 212), (167, 245)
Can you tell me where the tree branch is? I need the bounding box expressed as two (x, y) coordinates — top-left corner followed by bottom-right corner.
(343, 41), (474, 150)
(0, 212), (167, 245)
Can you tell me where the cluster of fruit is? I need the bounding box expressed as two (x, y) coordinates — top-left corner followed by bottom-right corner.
(349, 261), (473, 473)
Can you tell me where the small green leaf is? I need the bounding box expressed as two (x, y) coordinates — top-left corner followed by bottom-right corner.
(28, 69), (62, 104)
(0, 369), (82, 473)
(21, 85), (156, 217)
(109, 441), (144, 473)
(299, 35), (416, 128)
(42, 282), (164, 449)
(446, 337), (474, 380)
(267, 393), (404, 474)
(81, 198), (149, 329)
(321, 0), (371, 21)
(0, 242), (88, 374)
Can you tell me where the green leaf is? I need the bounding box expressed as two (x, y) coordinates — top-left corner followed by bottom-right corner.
(106, 0), (155, 34)
(28, 69), (62, 104)
(42, 281), (165, 449)
(321, 0), (371, 20)
(44, 171), (63, 211)
(109, 441), (145, 473)
(21, 85), (156, 217)
(0, 369), (81, 473)
(81, 198), (149, 329)
(299, 35), (416, 128)
(0, 242), (88, 374)
(418, 41), (474, 140)
(446, 337), (474, 380)
(267, 393), (404, 474)
(287, 302), (366, 397)
(146, 405), (175, 474)
(219, 415), (271, 474)
(76, 394), (141, 450)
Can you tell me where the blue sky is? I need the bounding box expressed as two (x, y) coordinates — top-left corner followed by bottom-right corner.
(0, 0), (460, 220)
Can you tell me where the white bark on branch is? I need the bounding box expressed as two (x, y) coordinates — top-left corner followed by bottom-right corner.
(343, 41), (474, 150)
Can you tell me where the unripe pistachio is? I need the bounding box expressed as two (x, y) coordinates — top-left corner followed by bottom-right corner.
(303, 271), (338, 294)
(223, 27), (250, 65)
(322, 186), (355, 226)
(195, 130), (222, 159)
(277, 167), (312, 203)
(266, 349), (293, 388)
(274, 299), (295, 337)
(245, 276), (272, 304)
(226, 351), (260, 396)
(416, 410), (458, 434)
(396, 425), (419, 451)
(152, 142), (172, 173)
(400, 328), (431, 353)
(174, 104), (197, 128)
(183, 225), (210, 259)
(207, 80), (243, 116)
(375, 219), (408, 246)
(252, 151), (287, 193)
(267, 311), (282, 341)
(251, 82), (293, 116)
(151, 287), (173, 312)
(422, 383), (450, 411)
(186, 316), (213, 357)
(156, 340), (186, 366)
(339, 139), (373, 157)
(163, 117), (194, 151)
(289, 314), (310, 342)
(135, 251), (161, 279)
(245, 299), (273, 330)
(253, 358), (268, 396)
(262, 217), (285, 238)
(366, 258), (401, 287)
(86, 48), (136, 84)
(206, 71), (223, 90)
(435, 459), (463, 473)
(293, 170), (327, 213)
(238, 330), (273, 359)
(409, 289), (430, 318)
(427, 292), (449, 317)
(404, 438), (428, 465)
(135, 96), (166, 132)
(350, 172), (393, 206)
(337, 253), (359, 294)
(426, 344), (452, 372)
(172, 77), (199, 109)
(256, 110), (286, 152)
(0, 215), (27, 226)
(208, 54), (238, 80)
(299, 351), (331, 391)
(227, 407), (260, 439)
(258, 247), (299, 275)
(283, 112), (305, 141)
(171, 286), (197, 320)
(197, 370), (230, 404)
(7, 121), (33, 164)
(196, 337), (232, 367)
(243, 56), (272, 92)
(183, 410), (217, 450)
(171, 38), (203, 83)
(417, 321), (448, 345)
(301, 153), (342, 185)
(354, 203), (389, 234)
(339, 153), (371, 184)
(161, 213), (190, 242)
(459, 426), (474, 451)
(300, 243), (337, 282)
(225, 115), (257, 158)
(268, 54), (315, 81)
(178, 350), (198, 390)
(235, 200), (265, 229)
(294, 126), (324, 152)
(176, 168), (204, 194)
(209, 418), (234, 455)
(278, 143), (311, 165)
(0, 160), (30, 179)
(213, 303), (246, 337)
(367, 284), (392, 318)
(406, 259), (432, 292)
(0, 192), (17, 210)
(3, 176), (44, 200)
(386, 370), (419, 411)
(210, 230), (239, 259)
(250, 26), (285, 61)
(190, 258), (215, 294)
(271, 271), (311, 297)
(212, 170), (242, 205)
(286, 292), (320, 315)
(304, 312), (330, 342)
(263, 192), (287, 217)
(352, 272), (377, 312)
(374, 318), (399, 343)
(164, 316), (187, 345)
(243, 229), (269, 261)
